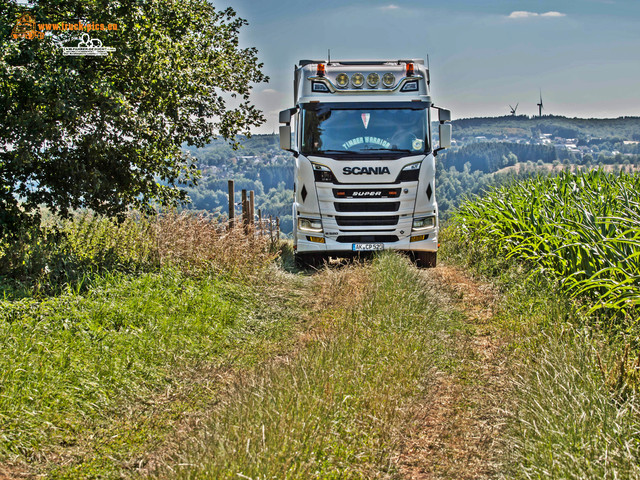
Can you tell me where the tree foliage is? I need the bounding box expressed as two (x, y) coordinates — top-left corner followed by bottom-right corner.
(0, 0), (267, 234)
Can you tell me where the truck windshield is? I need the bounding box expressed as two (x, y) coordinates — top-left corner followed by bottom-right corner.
(301, 102), (430, 157)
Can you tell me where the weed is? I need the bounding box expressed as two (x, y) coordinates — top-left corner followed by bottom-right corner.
(0, 211), (276, 298)
(442, 214), (640, 479)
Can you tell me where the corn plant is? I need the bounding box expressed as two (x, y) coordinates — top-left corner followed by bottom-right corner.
(454, 170), (640, 327)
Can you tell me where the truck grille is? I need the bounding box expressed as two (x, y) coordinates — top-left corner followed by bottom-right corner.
(334, 202), (400, 213)
(333, 188), (401, 199)
(336, 235), (399, 243)
(335, 215), (399, 227)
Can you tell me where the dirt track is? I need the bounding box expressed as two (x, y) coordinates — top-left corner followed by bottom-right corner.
(399, 265), (509, 479)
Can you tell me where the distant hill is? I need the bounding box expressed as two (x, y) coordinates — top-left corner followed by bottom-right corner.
(450, 115), (640, 142)
(438, 115), (640, 174)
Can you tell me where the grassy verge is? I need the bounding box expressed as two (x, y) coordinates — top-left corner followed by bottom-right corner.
(441, 224), (640, 479)
(0, 212), (298, 478)
(168, 253), (467, 479)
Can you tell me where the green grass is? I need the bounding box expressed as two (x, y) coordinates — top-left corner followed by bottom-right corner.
(1, 210), (277, 299)
(505, 327), (640, 479)
(169, 253), (463, 479)
(10, 199), (639, 478)
(0, 264), (305, 477)
(1, 213), (157, 299)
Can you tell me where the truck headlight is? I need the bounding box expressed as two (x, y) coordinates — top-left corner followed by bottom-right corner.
(298, 217), (323, 232)
(399, 162), (421, 182)
(412, 216), (435, 231)
(312, 163), (335, 183)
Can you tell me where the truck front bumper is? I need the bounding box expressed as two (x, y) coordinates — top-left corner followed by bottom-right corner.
(295, 231), (438, 254)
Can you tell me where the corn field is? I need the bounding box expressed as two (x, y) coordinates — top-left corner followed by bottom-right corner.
(454, 170), (640, 326)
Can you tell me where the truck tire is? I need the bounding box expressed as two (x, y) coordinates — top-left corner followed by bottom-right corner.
(295, 253), (324, 269)
(414, 251), (437, 268)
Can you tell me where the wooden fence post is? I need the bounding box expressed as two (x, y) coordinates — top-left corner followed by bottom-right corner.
(249, 190), (255, 225)
(276, 217), (280, 242)
(228, 180), (235, 229)
(258, 209), (262, 236)
(241, 189), (248, 229)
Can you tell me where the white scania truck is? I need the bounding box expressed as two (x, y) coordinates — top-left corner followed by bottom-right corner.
(279, 59), (451, 268)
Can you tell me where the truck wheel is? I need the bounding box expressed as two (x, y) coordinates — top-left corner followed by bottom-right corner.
(295, 253), (324, 269)
(414, 251), (437, 268)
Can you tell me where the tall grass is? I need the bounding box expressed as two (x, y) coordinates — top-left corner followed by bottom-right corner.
(1, 211), (275, 297)
(442, 171), (640, 479)
(505, 327), (640, 480)
(493, 275), (640, 480)
(453, 170), (640, 329)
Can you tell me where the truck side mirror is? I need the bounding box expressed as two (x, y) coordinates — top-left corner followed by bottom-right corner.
(279, 108), (297, 152)
(438, 108), (451, 123)
(439, 123), (452, 149)
(279, 109), (292, 124)
(280, 125), (292, 151)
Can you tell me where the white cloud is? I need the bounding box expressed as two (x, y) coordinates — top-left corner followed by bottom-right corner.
(380, 4), (400, 10)
(261, 88), (279, 95)
(508, 11), (566, 19)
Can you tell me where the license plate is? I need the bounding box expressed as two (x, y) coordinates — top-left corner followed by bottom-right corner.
(352, 243), (384, 252)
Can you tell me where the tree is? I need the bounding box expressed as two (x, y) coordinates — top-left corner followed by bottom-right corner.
(0, 0), (267, 234)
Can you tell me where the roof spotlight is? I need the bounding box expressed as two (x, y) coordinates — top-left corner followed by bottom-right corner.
(351, 73), (364, 88)
(382, 73), (396, 88)
(335, 73), (349, 88)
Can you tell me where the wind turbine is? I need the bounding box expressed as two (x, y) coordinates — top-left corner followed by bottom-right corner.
(537, 91), (544, 117)
(509, 103), (519, 116)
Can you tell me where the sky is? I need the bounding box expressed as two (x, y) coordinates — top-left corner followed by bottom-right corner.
(213, 0), (640, 133)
